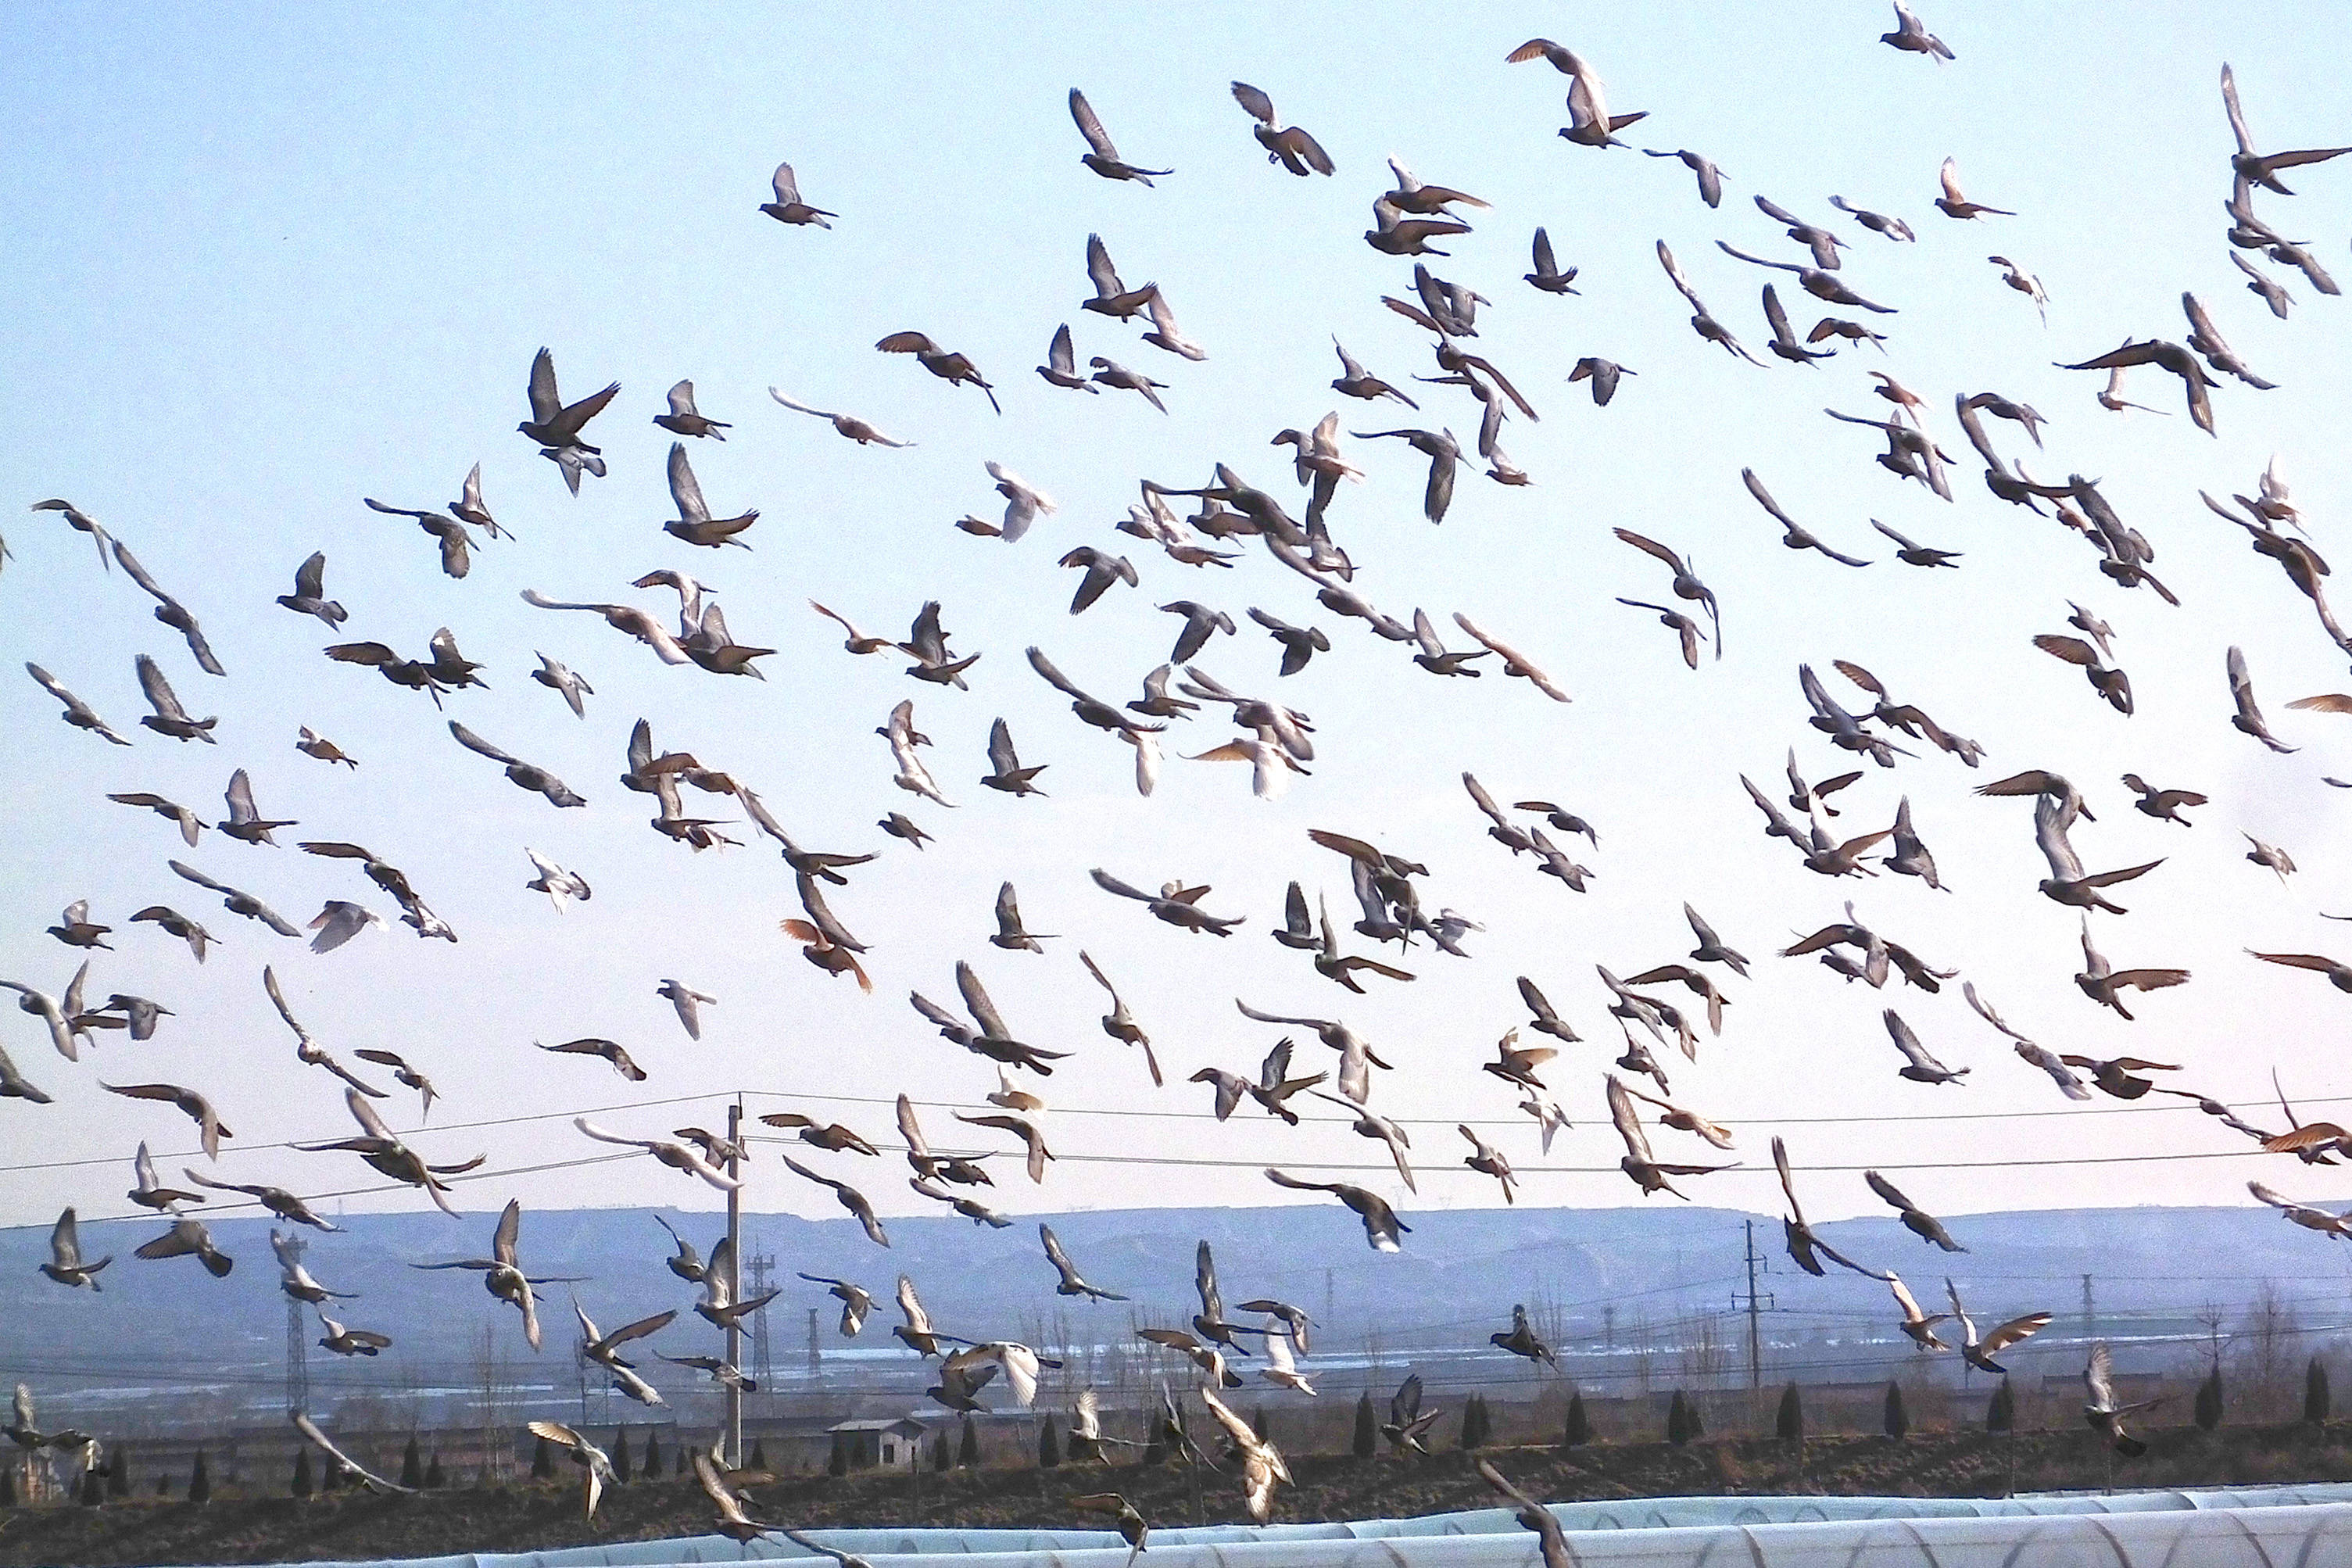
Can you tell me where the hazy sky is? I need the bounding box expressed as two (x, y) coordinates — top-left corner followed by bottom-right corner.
(5, 2), (2350, 1260)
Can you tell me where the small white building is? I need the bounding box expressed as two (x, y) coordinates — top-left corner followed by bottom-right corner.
(828, 1416), (932, 1471)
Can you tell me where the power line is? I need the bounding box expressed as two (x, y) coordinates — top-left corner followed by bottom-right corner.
(738, 1085), (2343, 1130)
(54, 1149), (647, 1229)
(7, 1132), (2287, 1241)
(0, 1091), (729, 1176)
(7, 1080), (2330, 1180)
(743, 1131), (2264, 1176)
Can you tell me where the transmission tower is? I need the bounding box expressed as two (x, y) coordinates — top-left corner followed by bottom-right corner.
(745, 1247), (776, 1391)
(281, 1233), (311, 1415)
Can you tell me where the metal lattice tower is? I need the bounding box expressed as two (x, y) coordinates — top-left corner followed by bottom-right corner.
(281, 1233), (310, 1415)
(745, 1248), (776, 1391)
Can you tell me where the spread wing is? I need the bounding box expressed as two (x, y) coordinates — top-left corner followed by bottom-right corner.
(1655, 240), (1703, 310)
(1392, 1371), (1423, 1425)
(1090, 868), (1154, 902)
(1982, 1312), (2053, 1354)
(897, 1273), (931, 1334)
(111, 540), (170, 602)
(295, 1412), (414, 1495)
(897, 1094), (929, 1157)
(1026, 646), (1093, 703)
(1883, 1011), (1935, 1069)
(1086, 234), (1124, 297)
(2035, 795), (2086, 882)
(1230, 81), (1276, 125)
(448, 721), (521, 766)
(1742, 468), (1804, 531)
(2086, 1341), (2119, 1405)
(528, 347), (561, 424)
(492, 1197), (521, 1267)
(1865, 1169), (1916, 1212)
(136, 653), (185, 717)
(1606, 1076), (1652, 1161)
(2220, 64), (2256, 158)
(667, 442), (709, 523)
(956, 961), (1011, 1038)
(1613, 527), (1688, 574)
(1069, 89), (1118, 158)
(1041, 1224), (1080, 1281)
(1771, 1135), (1806, 1224)
(1461, 771), (1509, 828)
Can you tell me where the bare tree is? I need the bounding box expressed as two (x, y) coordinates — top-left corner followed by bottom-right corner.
(471, 1318), (516, 1484)
(1677, 1312), (1731, 1387)
(1628, 1308), (1656, 1395)
(2232, 1280), (2300, 1421)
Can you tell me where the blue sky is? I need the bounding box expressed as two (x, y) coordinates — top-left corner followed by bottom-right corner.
(4, 2), (2351, 1246)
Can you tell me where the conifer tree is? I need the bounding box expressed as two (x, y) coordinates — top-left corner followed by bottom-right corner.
(1883, 1382), (1909, 1440)
(1562, 1391), (1592, 1449)
(2195, 1368), (2224, 1430)
(1666, 1390), (1696, 1445)
(292, 1447), (314, 1498)
(1039, 1415), (1061, 1469)
(401, 1437), (423, 1489)
(958, 1419), (980, 1468)
(1352, 1392), (1377, 1458)
(2308, 1358), (2331, 1426)
(189, 1448), (212, 1503)
(1776, 1384), (1804, 1441)
(1986, 1377), (2015, 1434)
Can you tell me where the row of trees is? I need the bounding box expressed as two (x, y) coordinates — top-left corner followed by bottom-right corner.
(17, 1356), (2348, 1508)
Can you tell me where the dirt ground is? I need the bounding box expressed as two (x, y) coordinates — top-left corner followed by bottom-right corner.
(12, 1423), (2352, 1566)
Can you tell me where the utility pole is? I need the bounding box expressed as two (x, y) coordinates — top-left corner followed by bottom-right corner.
(1732, 1219), (1773, 1391)
(2082, 1274), (2096, 1341)
(804, 1307), (820, 1385)
(726, 1097), (743, 1467)
(281, 1233), (310, 1416)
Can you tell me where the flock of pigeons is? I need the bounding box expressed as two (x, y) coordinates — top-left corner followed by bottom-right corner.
(9, 4), (2352, 1547)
